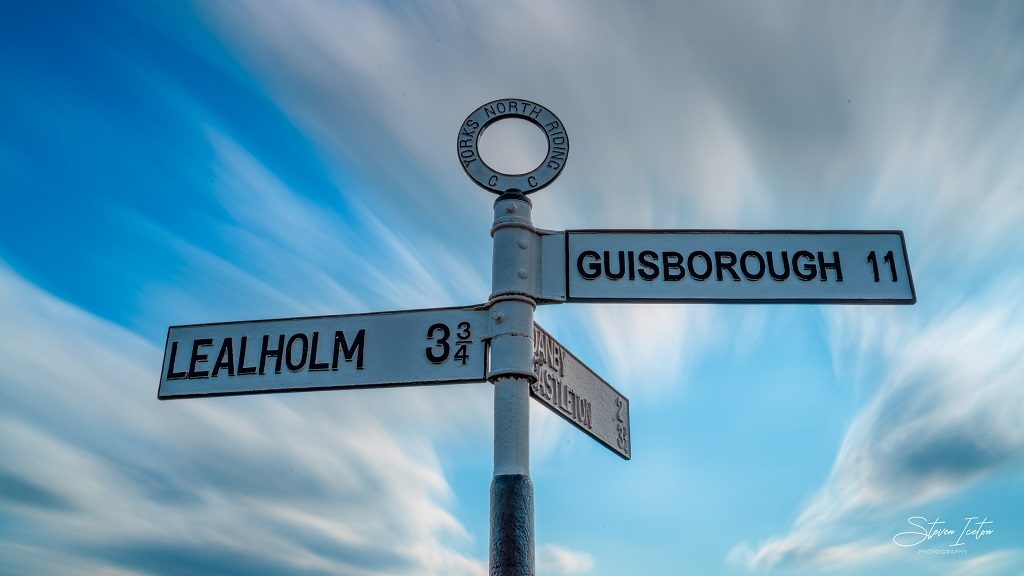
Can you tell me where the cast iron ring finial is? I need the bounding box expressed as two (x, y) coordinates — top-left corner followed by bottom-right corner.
(457, 98), (568, 195)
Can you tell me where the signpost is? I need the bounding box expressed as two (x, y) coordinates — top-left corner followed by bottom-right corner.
(532, 323), (630, 460)
(159, 96), (915, 576)
(159, 307), (489, 399)
(553, 229), (915, 303)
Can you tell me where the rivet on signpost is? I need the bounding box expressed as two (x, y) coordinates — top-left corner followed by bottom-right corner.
(459, 97), (569, 576)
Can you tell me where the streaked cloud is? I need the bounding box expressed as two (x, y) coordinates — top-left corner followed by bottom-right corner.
(537, 543), (595, 574)
(3, 1), (1023, 574)
(730, 275), (1024, 570)
(0, 261), (484, 575)
(947, 550), (1024, 576)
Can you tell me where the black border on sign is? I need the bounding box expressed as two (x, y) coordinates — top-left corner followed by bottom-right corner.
(531, 323), (631, 461)
(158, 379), (488, 401)
(164, 304), (486, 330)
(158, 305), (489, 400)
(564, 229), (917, 305)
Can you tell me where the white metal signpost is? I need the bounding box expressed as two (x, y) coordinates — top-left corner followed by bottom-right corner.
(532, 323), (630, 460)
(159, 97), (915, 576)
(558, 230), (915, 303)
(159, 307), (490, 399)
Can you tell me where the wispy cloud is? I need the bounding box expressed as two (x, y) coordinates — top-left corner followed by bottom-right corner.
(730, 275), (1024, 571)
(0, 261), (484, 575)
(537, 543), (595, 574)
(947, 549), (1024, 576)
(197, 0), (1024, 396)
(5, 1), (1024, 574)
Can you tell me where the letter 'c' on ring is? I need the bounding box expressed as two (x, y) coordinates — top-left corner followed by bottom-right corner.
(457, 98), (569, 195)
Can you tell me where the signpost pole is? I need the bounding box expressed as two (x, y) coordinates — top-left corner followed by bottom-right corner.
(488, 193), (538, 576)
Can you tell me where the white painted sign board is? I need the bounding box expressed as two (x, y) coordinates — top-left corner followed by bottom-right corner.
(532, 323), (631, 459)
(159, 307), (489, 399)
(557, 230), (915, 303)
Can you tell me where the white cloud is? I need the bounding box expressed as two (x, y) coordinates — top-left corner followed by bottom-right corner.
(537, 543), (595, 574)
(0, 261), (485, 575)
(196, 1), (1024, 412)
(11, 1), (1024, 573)
(730, 275), (1024, 571)
(946, 549), (1024, 576)
(585, 304), (719, 399)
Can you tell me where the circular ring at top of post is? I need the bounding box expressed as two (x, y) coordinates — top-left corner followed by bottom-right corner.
(457, 98), (569, 195)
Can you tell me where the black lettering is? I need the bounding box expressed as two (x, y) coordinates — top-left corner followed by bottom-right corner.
(212, 338), (235, 377)
(333, 329), (366, 370)
(165, 341), (187, 380)
(552, 343), (563, 376)
(793, 251), (816, 281)
(627, 251), (636, 280)
(237, 336), (257, 375)
(286, 333), (309, 371)
(188, 338), (213, 379)
(767, 251), (790, 280)
(309, 331), (329, 371)
(715, 251), (740, 281)
(528, 105), (541, 119)
(884, 250), (898, 282)
(545, 120), (561, 131)
(496, 102), (506, 114)
(259, 334), (285, 375)
(484, 105), (496, 117)
(508, 100), (518, 113)
(577, 250), (601, 280)
(688, 251), (712, 281)
(425, 323), (450, 363)
(818, 251), (843, 282)
(740, 251), (765, 280)
(638, 250), (659, 280)
(603, 251), (626, 280)
(662, 251), (685, 281)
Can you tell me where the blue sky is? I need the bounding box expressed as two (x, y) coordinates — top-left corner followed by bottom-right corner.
(2, 1), (1023, 575)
